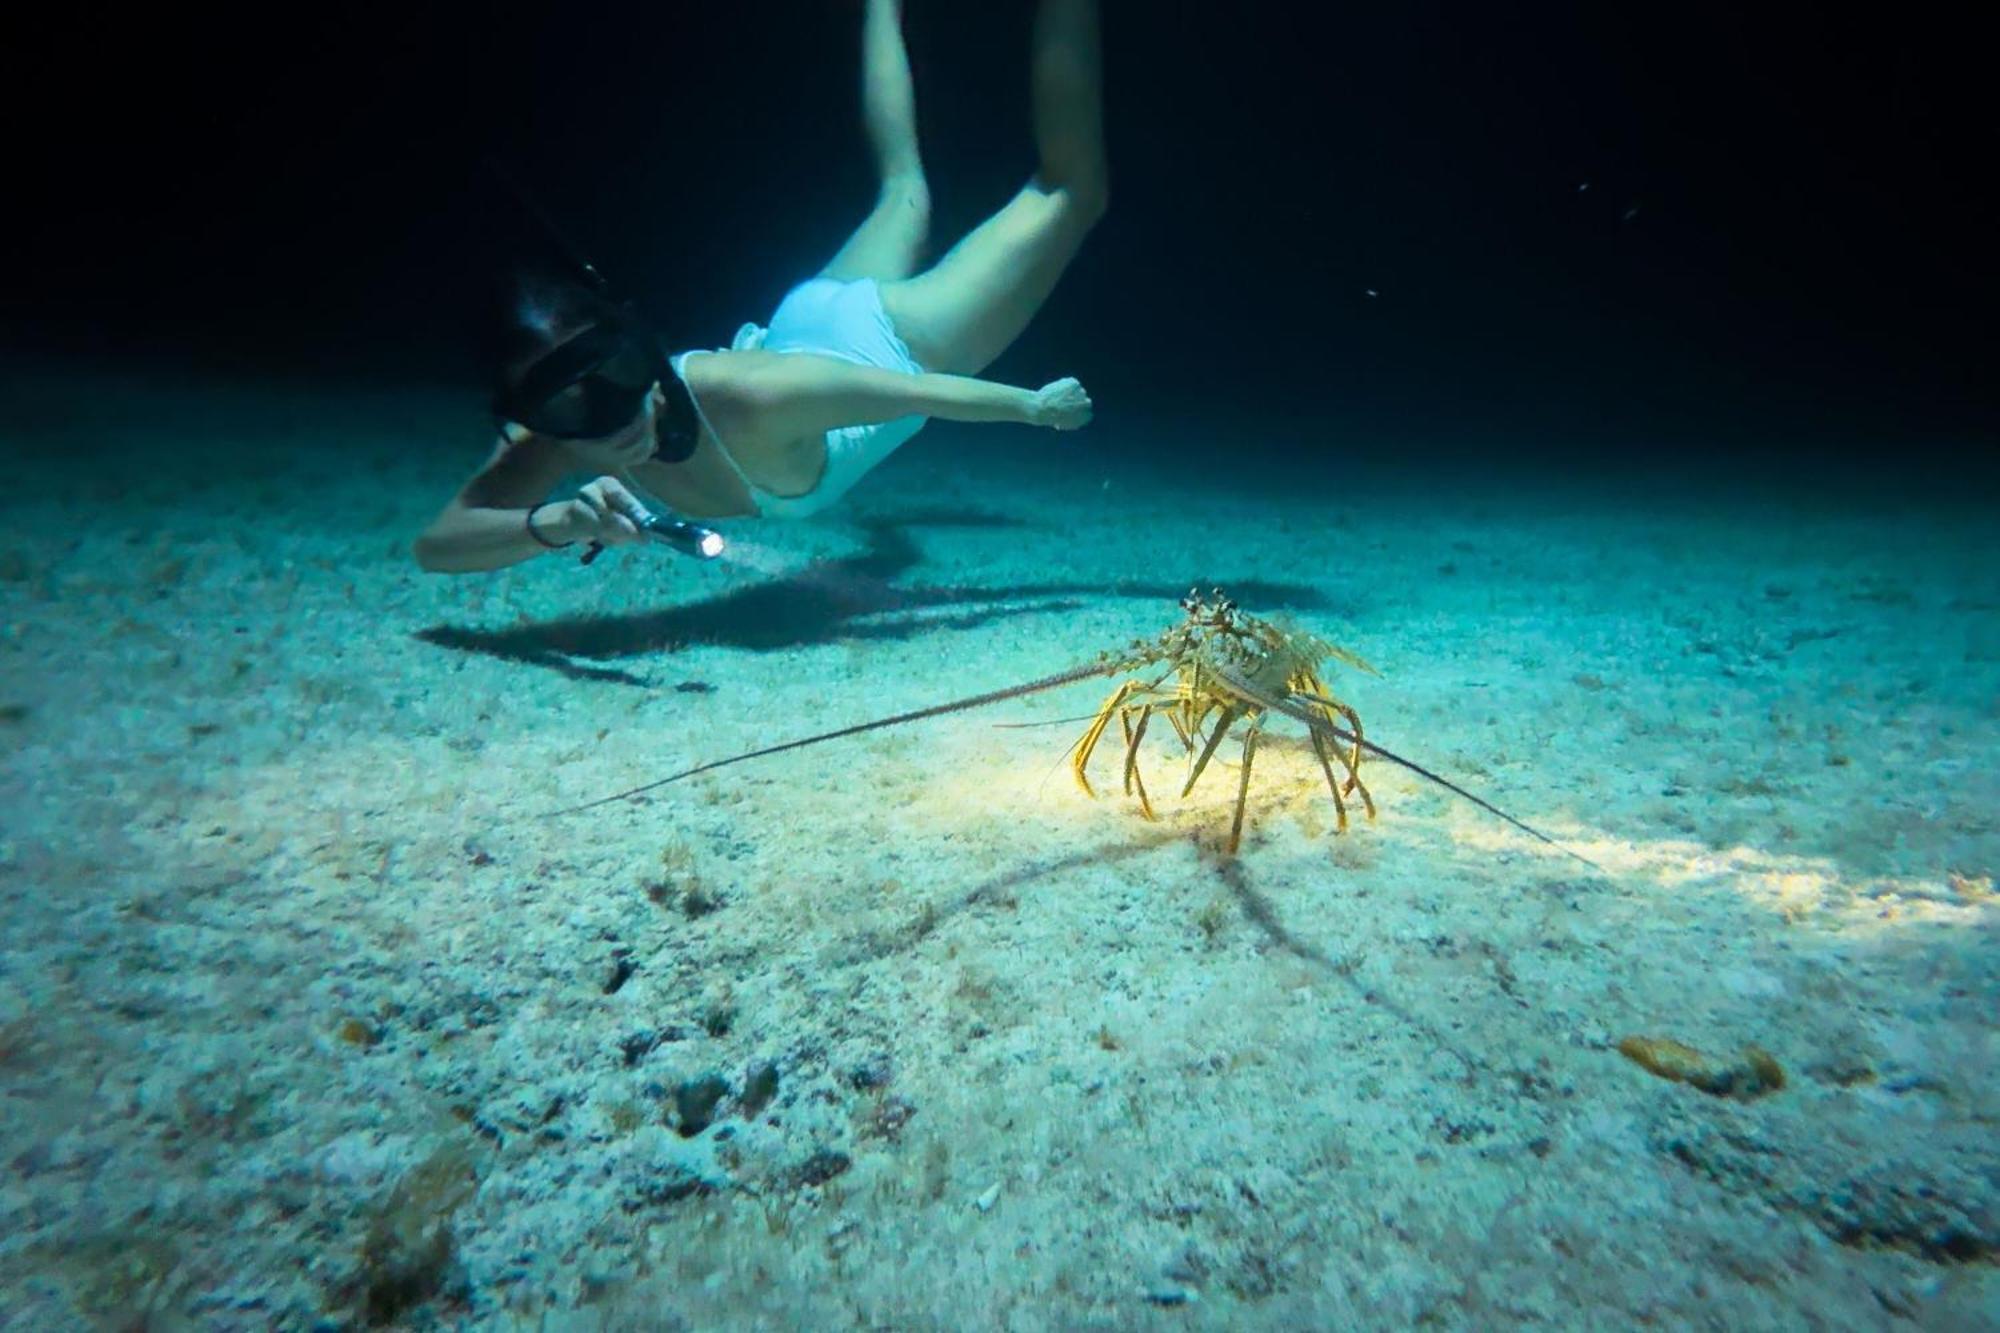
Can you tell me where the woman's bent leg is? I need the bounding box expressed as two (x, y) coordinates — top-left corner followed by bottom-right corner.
(818, 0), (933, 283)
(879, 0), (1106, 375)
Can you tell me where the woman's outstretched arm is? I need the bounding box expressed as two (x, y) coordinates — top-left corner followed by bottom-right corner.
(745, 353), (1091, 435)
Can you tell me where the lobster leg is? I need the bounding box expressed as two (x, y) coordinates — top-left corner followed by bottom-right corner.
(1073, 680), (1143, 798)
(1305, 724), (1351, 833)
(1182, 703), (1244, 798)
(1121, 705), (1157, 820)
(1227, 722), (1262, 854)
(1294, 675), (1377, 817)
(1335, 700), (1377, 817)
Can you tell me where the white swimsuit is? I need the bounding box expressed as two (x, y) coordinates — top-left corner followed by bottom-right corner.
(672, 276), (930, 519)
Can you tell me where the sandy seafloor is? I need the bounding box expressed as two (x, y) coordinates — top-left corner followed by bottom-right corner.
(1, 366), (1995, 1331)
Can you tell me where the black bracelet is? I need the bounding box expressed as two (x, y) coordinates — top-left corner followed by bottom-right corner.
(525, 502), (574, 550)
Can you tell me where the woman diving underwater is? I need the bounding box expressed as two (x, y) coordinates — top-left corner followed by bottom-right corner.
(414, 0), (1107, 573)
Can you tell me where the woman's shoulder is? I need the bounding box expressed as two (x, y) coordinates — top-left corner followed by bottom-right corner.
(680, 347), (796, 406)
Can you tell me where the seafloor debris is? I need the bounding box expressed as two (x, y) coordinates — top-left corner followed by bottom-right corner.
(1617, 1035), (1786, 1101)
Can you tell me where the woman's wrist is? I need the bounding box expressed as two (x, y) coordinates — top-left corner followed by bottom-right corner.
(550, 499), (589, 543)
(1013, 385), (1045, 426)
(526, 500), (579, 549)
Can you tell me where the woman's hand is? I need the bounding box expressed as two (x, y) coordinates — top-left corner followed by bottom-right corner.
(1029, 377), (1094, 430)
(552, 476), (652, 547)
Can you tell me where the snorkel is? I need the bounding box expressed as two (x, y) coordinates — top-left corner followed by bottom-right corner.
(486, 156), (723, 563)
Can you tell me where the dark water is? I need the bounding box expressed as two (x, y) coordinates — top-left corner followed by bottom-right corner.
(10, 3), (1996, 483)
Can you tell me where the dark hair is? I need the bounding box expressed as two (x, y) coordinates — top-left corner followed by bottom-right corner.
(489, 265), (626, 396)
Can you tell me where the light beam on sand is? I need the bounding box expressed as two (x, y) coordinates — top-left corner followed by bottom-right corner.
(704, 537), (796, 579)
(1447, 816), (1993, 933)
(703, 533), (942, 612)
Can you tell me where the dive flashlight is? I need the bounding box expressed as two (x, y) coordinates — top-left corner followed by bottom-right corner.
(581, 509), (726, 565)
(638, 510), (726, 559)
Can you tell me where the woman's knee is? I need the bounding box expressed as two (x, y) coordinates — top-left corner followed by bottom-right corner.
(1067, 177), (1108, 228)
(1033, 174), (1106, 230)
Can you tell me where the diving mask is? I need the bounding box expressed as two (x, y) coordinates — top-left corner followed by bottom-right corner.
(493, 317), (701, 463)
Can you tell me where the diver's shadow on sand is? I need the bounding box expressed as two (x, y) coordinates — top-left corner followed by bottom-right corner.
(416, 509), (1338, 684)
